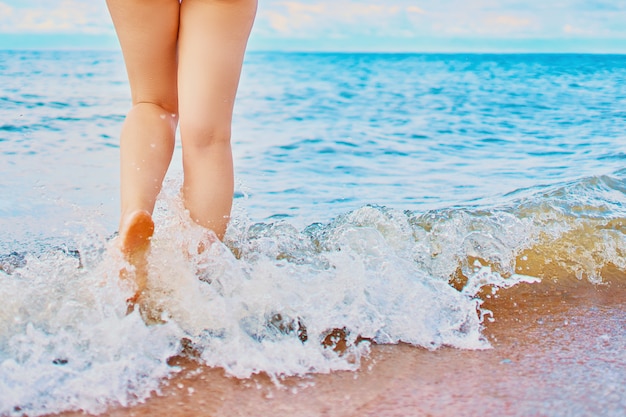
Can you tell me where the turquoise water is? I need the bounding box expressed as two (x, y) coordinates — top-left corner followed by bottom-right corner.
(2, 52), (625, 239)
(1, 51), (626, 416)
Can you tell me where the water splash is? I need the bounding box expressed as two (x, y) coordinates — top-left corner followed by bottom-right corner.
(2, 175), (626, 415)
(0, 240), (182, 416)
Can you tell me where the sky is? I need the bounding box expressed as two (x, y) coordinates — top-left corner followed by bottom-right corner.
(0, 0), (625, 52)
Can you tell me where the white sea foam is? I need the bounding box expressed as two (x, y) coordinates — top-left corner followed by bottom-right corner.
(0, 242), (183, 416)
(7, 176), (626, 415)
(0, 187), (538, 415)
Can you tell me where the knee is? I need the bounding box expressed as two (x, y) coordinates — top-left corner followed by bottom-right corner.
(180, 118), (231, 151)
(131, 101), (179, 131)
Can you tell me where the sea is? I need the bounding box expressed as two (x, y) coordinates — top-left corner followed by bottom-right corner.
(0, 51), (625, 416)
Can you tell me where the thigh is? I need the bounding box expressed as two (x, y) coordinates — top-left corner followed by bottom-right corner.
(106, 0), (180, 113)
(177, 0), (257, 133)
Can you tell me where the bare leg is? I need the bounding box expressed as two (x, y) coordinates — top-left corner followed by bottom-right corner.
(178, 0), (257, 240)
(106, 0), (180, 301)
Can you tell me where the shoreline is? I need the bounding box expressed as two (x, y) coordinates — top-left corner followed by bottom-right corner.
(49, 283), (626, 417)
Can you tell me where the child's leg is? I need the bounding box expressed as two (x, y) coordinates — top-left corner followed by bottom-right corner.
(177, 0), (257, 240)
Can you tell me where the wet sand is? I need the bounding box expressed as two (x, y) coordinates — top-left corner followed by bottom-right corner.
(52, 282), (626, 417)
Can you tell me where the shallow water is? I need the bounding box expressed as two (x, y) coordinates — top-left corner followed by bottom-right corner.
(63, 286), (625, 417)
(1, 51), (625, 416)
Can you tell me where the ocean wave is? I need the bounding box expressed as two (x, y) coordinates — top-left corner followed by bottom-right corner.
(1, 173), (625, 416)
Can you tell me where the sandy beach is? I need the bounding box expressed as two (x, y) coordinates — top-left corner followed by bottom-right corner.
(49, 279), (626, 417)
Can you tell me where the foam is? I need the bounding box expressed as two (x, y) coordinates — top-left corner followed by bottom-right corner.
(2, 177), (626, 415)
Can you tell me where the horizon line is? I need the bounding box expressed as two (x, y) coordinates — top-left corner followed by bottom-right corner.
(1, 33), (625, 55)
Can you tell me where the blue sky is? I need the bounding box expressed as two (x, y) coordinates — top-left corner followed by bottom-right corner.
(0, 0), (625, 52)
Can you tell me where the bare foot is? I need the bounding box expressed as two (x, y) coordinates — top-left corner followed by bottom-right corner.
(118, 210), (154, 311)
(196, 230), (218, 255)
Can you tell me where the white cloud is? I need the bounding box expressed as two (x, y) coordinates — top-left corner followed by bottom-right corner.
(563, 24), (594, 36)
(0, 0), (112, 34)
(256, 0), (626, 40)
(266, 11), (291, 34)
(407, 6), (426, 15)
(1, 0), (625, 46)
(257, 1), (412, 38)
(0, 2), (13, 17)
(458, 13), (539, 37)
(488, 15), (532, 28)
